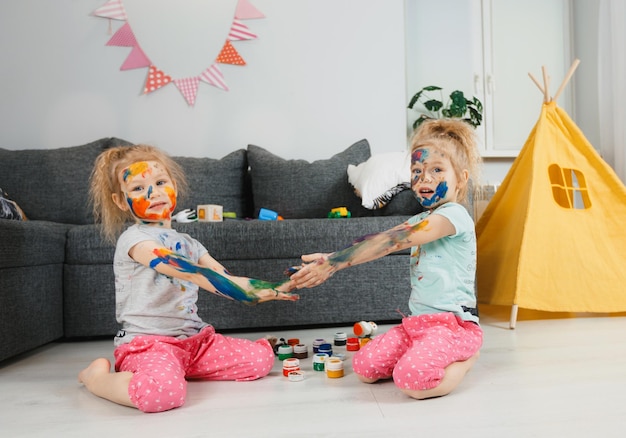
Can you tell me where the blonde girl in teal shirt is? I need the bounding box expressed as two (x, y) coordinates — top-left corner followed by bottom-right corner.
(292, 118), (483, 399)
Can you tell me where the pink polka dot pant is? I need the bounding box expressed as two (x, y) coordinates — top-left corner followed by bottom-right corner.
(352, 313), (483, 391)
(114, 326), (274, 413)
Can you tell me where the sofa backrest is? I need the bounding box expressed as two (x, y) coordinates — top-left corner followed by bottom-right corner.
(246, 140), (423, 219)
(0, 138), (421, 225)
(0, 138), (133, 224)
(173, 149), (253, 219)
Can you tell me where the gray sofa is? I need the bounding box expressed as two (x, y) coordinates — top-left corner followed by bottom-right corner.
(0, 138), (423, 363)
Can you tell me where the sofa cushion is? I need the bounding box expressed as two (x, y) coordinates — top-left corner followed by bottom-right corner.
(247, 140), (373, 219)
(381, 189), (424, 216)
(174, 149), (252, 219)
(0, 138), (133, 225)
(347, 152), (412, 209)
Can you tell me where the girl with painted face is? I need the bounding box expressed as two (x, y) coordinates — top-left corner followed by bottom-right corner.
(79, 145), (297, 413)
(291, 119), (483, 400)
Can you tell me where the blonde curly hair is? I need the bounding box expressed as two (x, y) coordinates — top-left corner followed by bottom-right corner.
(409, 118), (482, 204)
(89, 144), (187, 244)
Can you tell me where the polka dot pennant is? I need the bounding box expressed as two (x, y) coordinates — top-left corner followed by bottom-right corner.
(144, 66), (172, 94)
(216, 41), (246, 65)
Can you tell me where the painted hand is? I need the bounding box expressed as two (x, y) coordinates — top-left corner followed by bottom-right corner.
(291, 253), (335, 289)
(253, 279), (299, 303)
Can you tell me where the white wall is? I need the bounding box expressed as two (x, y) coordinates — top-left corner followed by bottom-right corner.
(572, 0), (600, 149)
(0, 0), (408, 160)
(0, 1), (611, 187)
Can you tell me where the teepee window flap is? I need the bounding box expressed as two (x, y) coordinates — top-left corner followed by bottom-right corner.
(548, 164), (592, 210)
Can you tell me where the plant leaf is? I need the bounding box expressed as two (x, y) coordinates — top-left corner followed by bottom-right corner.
(407, 90), (424, 109)
(423, 99), (443, 112)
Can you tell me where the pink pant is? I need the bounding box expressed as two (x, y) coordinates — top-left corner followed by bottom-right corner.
(352, 313), (483, 391)
(114, 326), (274, 413)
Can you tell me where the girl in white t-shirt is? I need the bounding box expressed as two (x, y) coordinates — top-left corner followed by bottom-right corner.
(292, 118), (483, 400)
(79, 145), (296, 413)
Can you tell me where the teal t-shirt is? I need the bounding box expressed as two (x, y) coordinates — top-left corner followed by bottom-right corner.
(408, 203), (478, 323)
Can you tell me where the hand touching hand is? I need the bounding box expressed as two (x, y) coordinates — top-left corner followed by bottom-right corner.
(250, 279), (299, 303)
(290, 253), (336, 289)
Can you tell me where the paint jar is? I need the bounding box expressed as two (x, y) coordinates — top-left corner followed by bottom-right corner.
(282, 358), (300, 377)
(288, 371), (304, 382)
(293, 343), (308, 359)
(313, 353), (329, 371)
(334, 332), (347, 346)
(277, 344), (294, 361)
(312, 338), (326, 353)
(318, 343), (333, 357)
(346, 337), (360, 351)
(325, 358), (344, 378)
(287, 338), (300, 346)
(359, 337), (371, 348)
(353, 321), (378, 337)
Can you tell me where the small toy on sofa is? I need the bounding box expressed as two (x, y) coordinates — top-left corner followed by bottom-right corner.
(327, 206), (351, 218)
(258, 208), (284, 220)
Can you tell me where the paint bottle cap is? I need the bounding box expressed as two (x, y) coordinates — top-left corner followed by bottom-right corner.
(313, 353), (329, 371)
(282, 358), (300, 377)
(318, 343), (333, 356)
(287, 338), (300, 346)
(334, 332), (347, 346)
(346, 337), (360, 351)
(277, 344), (294, 360)
(288, 371), (305, 382)
(325, 358), (344, 378)
(354, 321), (377, 337)
(312, 338), (326, 353)
(293, 343), (308, 359)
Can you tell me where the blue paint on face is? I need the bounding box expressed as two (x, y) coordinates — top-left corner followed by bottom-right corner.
(420, 181), (449, 207)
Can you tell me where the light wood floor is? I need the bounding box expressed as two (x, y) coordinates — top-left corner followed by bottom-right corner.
(1, 305), (625, 438)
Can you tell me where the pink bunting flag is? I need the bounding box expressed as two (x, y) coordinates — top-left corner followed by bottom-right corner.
(174, 77), (201, 106)
(106, 23), (137, 47)
(235, 0), (265, 19)
(228, 20), (257, 41)
(92, 0), (127, 20)
(120, 46), (151, 70)
(200, 64), (229, 91)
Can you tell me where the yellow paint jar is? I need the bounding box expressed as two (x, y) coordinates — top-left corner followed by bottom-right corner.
(325, 358), (344, 378)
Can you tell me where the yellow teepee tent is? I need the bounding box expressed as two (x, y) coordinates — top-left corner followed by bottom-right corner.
(476, 60), (626, 328)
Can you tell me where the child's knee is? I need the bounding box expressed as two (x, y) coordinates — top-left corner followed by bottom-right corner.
(131, 373), (187, 413)
(392, 361), (445, 392)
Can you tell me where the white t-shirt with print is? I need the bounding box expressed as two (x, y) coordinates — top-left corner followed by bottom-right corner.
(113, 224), (209, 346)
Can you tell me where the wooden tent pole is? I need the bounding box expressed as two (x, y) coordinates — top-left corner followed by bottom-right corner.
(541, 66), (551, 103)
(528, 72), (545, 95)
(509, 304), (518, 329)
(553, 58), (581, 102)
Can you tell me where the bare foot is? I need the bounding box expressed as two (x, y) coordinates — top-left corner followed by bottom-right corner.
(78, 358), (111, 386)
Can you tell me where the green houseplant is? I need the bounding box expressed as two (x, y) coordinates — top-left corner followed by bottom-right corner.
(408, 85), (483, 130)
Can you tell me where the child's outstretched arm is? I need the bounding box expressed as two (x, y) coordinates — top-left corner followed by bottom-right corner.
(292, 215), (455, 289)
(129, 240), (298, 304)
